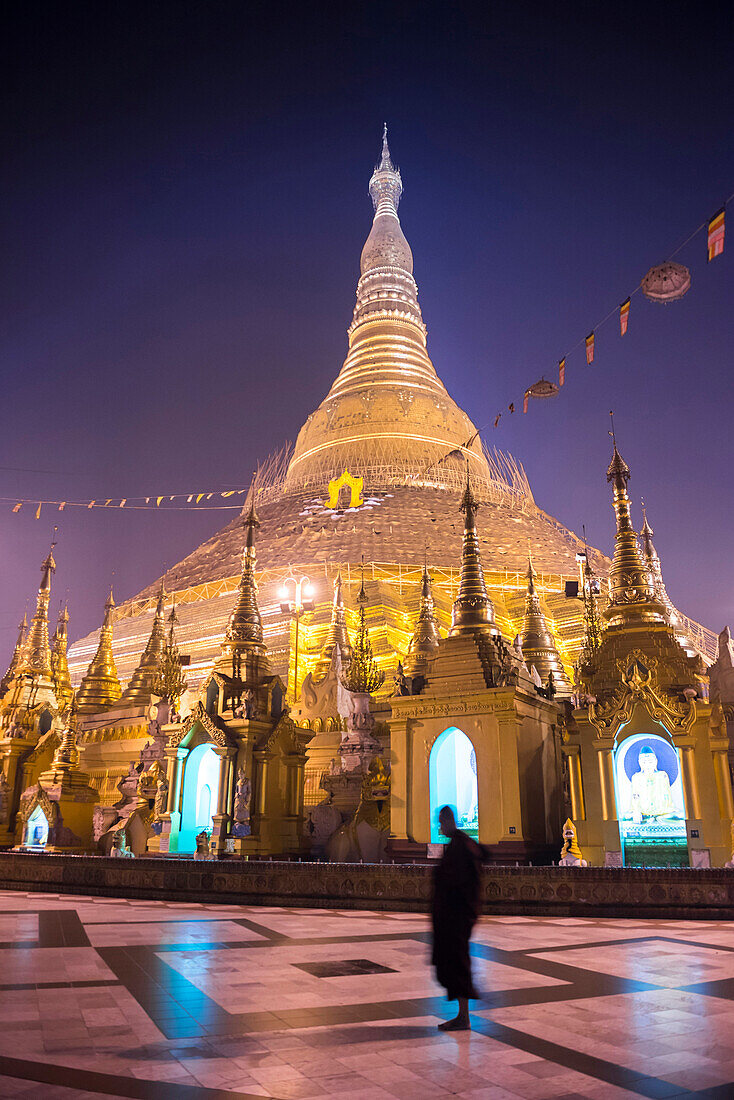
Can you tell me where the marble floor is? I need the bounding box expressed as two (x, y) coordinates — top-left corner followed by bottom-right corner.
(0, 894), (732, 1098)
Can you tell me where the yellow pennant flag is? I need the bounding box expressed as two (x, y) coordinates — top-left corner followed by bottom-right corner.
(35, 503), (42, 520)
(196, 493), (204, 503)
(87, 501), (95, 509)
(222, 491), (235, 497)
(104, 499), (112, 507)
(156, 496), (163, 507)
(12, 502), (22, 513)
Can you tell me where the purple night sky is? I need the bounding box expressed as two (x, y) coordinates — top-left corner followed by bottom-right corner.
(1, 1), (733, 666)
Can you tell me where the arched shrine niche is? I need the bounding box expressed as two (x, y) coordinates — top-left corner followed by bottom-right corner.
(179, 742), (221, 853)
(429, 726), (478, 843)
(614, 731), (688, 867)
(25, 804), (49, 847)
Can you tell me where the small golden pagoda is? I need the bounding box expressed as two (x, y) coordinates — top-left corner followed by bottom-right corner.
(16, 697), (99, 853)
(563, 440), (731, 866)
(313, 572), (351, 680)
(119, 582), (168, 705)
(403, 562), (441, 680)
(76, 587), (122, 713)
(520, 550), (572, 697)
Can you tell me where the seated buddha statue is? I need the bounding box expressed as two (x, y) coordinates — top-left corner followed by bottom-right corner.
(629, 746), (676, 822)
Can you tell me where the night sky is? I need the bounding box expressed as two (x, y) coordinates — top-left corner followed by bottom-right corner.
(2, 1), (733, 667)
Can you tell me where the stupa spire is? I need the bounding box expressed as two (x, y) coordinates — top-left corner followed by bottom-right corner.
(343, 564), (384, 694)
(77, 586), (122, 713)
(121, 581), (168, 704)
(403, 556), (441, 677)
(51, 604), (74, 710)
(639, 500), (674, 619)
(1, 613), (27, 696)
(23, 539), (57, 679)
(604, 418), (665, 628)
(218, 501), (270, 680)
(314, 571), (352, 679)
(285, 131), (491, 495)
(520, 547), (571, 694)
(450, 469), (498, 635)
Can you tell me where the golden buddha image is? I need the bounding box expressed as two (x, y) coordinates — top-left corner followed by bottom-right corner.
(628, 746), (676, 823)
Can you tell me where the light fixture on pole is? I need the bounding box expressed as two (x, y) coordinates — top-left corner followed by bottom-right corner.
(279, 573), (315, 700)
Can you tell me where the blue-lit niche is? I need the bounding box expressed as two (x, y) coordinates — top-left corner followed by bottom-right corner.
(613, 732), (688, 867)
(429, 726), (479, 842)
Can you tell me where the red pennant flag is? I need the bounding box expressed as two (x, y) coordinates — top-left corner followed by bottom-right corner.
(558, 358), (565, 387)
(585, 332), (595, 364)
(508, 402), (515, 414)
(12, 502), (22, 513)
(58, 502), (66, 512)
(87, 500), (95, 509)
(708, 207), (725, 261)
(493, 413), (501, 428)
(619, 298), (630, 336)
(523, 391), (529, 414)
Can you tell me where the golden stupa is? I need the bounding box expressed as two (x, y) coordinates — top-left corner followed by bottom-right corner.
(67, 130), (715, 711)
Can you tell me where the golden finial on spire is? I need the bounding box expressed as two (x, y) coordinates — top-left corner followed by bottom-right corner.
(450, 467), (498, 636)
(218, 493), (269, 679)
(521, 542), (572, 694)
(314, 569), (352, 680)
(602, 418), (665, 628)
(76, 585), (122, 713)
(404, 552), (441, 678)
(23, 535), (58, 679)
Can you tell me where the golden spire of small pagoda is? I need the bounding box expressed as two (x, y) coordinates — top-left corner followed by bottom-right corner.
(403, 553), (441, 677)
(604, 416), (666, 629)
(51, 604), (74, 710)
(640, 500), (675, 620)
(120, 580), (168, 704)
(152, 597), (188, 704)
(0, 612), (27, 696)
(450, 468), (498, 635)
(22, 537), (57, 679)
(218, 500), (271, 680)
(49, 694), (81, 776)
(520, 546), (572, 695)
(76, 586), (122, 713)
(314, 570), (352, 679)
(343, 561), (384, 694)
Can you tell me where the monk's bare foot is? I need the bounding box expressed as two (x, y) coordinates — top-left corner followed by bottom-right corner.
(438, 1016), (470, 1031)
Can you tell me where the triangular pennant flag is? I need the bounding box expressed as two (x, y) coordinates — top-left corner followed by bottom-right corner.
(708, 207), (725, 261)
(585, 332), (595, 364)
(145, 497), (150, 504)
(169, 496), (174, 501)
(206, 493), (213, 500)
(494, 413), (501, 428)
(156, 496), (163, 507)
(87, 500), (95, 509)
(35, 503), (42, 520)
(508, 402), (515, 414)
(104, 499), (112, 507)
(58, 502), (66, 512)
(523, 391), (529, 414)
(558, 358), (566, 387)
(619, 298), (630, 336)
(187, 494), (193, 503)
(119, 499), (126, 508)
(222, 490), (235, 497)
(196, 493), (204, 503)
(12, 502), (22, 513)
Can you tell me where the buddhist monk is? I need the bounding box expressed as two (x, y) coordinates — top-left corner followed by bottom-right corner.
(431, 804), (483, 1030)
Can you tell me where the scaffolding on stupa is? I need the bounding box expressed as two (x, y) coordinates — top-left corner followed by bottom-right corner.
(245, 438), (534, 512)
